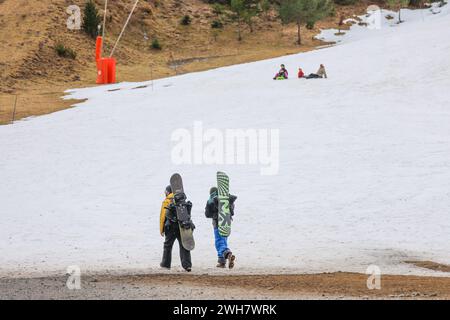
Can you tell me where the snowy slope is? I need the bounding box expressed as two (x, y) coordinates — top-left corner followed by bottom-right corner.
(1, 7), (450, 277)
(316, 2), (449, 44)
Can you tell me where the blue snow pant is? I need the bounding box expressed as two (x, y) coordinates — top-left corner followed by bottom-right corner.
(214, 228), (230, 263)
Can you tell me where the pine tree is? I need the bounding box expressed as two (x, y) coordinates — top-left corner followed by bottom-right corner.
(278, 0), (334, 45)
(260, 0), (271, 20)
(230, 0), (246, 41)
(243, 5), (258, 33)
(82, 0), (102, 39)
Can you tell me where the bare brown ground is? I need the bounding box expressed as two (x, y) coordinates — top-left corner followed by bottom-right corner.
(0, 91), (85, 124)
(140, 272), (450, 299)
(406, 261), (450, 273)
(1, 271), (449, 300)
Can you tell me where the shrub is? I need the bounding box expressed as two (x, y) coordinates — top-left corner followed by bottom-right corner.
(55, 43), (77, 59)
(211, 20), (224, 28)
(212, 3), (225, 16)
(151, 38), (162, 50)
(181, 15), (192, 25)
(306, 20), (315, 29)
(333, 0), (359, 5)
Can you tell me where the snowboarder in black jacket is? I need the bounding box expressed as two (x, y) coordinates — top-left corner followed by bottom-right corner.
(160, 185), (193, 272)
(205, 187), (237, 268)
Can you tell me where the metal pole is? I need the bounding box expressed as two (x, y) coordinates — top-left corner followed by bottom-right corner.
(169, 52), (176, 75)
(12, 94), (18, 124)
(151, 66), (154, 91)
(101, 0), (108, 56)
(110, 0), (139, 58)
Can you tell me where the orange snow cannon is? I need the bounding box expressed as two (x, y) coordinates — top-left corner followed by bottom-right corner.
(95, 36), (116, 85)
(95, 0), (140, 85)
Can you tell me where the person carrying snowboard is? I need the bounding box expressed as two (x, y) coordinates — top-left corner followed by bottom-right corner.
(205, 187), (237, 268)
(160, 185), (193, 272)
(273, 64), (289, 80)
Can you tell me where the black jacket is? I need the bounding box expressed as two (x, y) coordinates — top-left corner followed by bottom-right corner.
(205, 194), (237, 228)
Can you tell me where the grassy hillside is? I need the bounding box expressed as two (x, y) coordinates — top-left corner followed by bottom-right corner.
(0, 0), (376, 123)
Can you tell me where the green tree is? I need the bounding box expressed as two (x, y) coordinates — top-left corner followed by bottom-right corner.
(260, 0), (271, 19)
(278, 0), (334, 45)
(386, 0), (411, 23)
(212, 3), (225, 17)
(243, 4), (258, 32)
(230, 0), (246, 41)
(82, 0), (101, 39)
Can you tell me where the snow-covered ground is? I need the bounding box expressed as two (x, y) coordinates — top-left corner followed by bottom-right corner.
(316, 1), (448, 44)
(1, 5), (450, 277)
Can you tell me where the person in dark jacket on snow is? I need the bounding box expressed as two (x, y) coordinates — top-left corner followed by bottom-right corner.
(160, 185), (193, 272)
(205, 187), (237, 268)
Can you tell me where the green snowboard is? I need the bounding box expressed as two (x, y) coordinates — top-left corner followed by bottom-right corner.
(217, 171), (231, 237)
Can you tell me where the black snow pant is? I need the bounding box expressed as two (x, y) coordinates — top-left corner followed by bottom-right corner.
(161, 222), (192, 270)
(305, 73), (321, 79)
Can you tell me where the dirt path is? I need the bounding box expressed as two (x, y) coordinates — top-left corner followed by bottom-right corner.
(1, 272), (449, 300)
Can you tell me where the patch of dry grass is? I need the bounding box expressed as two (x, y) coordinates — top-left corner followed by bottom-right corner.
(406, 261), (450, 273)
(0, 92), (85, 125)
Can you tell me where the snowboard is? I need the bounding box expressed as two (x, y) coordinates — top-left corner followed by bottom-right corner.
(217, 171), (231, 237)
(170, 173), (195, 251)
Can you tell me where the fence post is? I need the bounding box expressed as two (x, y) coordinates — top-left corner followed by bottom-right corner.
(151, 65), (154, 91)
(12, 94), (18, 124)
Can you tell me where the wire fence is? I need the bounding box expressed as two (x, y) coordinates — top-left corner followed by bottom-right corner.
(0, 92), (70, 125)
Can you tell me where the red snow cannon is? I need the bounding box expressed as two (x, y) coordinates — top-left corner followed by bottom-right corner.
(95, 36), (116, 84)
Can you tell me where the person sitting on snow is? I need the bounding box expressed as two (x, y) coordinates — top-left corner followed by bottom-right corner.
(273, 64), (289, 80)
(298, 68), (305, 78)
(305, 64), (328, 79)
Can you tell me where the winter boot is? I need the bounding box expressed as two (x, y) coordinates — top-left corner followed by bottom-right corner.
(216, 257), (226, 268)
(225, 251), (235, 269)
(160, 263), (170, 270)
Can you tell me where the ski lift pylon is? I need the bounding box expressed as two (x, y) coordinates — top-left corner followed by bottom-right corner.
(95, 0), (140, 84)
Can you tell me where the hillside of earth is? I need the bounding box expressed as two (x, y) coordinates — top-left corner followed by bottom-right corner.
(0, 0), (385, 123)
